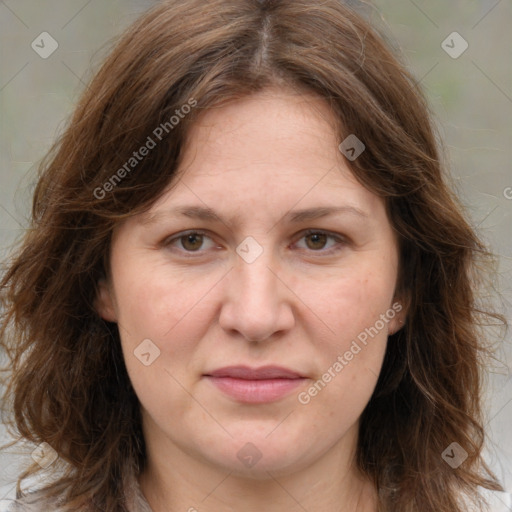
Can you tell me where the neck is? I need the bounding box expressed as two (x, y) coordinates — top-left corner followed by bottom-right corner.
(138, 428), (378, 512)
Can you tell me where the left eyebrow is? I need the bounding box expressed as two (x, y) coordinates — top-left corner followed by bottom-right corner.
(283, 206), (369, 223)
(140, 204), (368, 229)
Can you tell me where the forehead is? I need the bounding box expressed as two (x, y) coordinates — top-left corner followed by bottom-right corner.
(138, 88), (385, 225)
(180, 88), (340, 165)
(173, 90), (364, 189)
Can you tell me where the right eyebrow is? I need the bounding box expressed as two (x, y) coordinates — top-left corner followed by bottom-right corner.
(141, 204), (369, 229)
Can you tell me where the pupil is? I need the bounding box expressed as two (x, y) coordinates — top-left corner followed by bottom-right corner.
(183, 234), (202, 251)
(307, 233), (326, 250)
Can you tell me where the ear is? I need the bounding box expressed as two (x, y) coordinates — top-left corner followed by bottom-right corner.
(94, 277), (118, 322)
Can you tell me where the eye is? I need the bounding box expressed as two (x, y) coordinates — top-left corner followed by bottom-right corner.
(293, 229), (348, 255)
(164, 230), (218, 256)
(163, 229), (348, 258)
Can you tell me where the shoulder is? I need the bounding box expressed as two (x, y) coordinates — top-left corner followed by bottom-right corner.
(0, 469), (151, 512)
(0, 488), (69, 512)
(0, 488), (151, 512)
(2, 486), (510, 512)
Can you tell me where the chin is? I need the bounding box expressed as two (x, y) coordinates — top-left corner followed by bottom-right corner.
(200, 438), (314, 479)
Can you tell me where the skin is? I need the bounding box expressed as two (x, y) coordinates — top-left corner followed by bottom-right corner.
(96, 87), (406, 512)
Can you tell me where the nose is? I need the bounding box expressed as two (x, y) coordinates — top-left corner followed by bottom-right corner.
(218, 246), (295, 343)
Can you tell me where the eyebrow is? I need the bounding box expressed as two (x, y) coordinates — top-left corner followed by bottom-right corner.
(142, 205), (368, 228)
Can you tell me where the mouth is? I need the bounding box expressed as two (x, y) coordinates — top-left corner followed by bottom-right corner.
(203, 365), (308, 403)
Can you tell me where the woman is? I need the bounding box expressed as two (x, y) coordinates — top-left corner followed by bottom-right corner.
(0, 0), (509, 510)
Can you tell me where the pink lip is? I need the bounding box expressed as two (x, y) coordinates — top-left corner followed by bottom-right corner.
(204, 365), (307, 403)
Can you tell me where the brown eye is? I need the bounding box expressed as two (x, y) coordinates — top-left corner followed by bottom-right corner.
(180, 233), (204, 251)
(304, 232), (328, 250)
(294, 230), (347, 255)
(164, 230), (217, 256)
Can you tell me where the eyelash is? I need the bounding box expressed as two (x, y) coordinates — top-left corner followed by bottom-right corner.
(162, 229), (348, 258)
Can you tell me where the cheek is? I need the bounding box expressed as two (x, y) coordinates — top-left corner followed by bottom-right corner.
(110, 260), (223, 402)
(112, 265), (208, 413)
(297, 272), (393, 426)
(113, 260), (217, 342)
(310, 267), (396, 342)
(301, 260), (396, 402)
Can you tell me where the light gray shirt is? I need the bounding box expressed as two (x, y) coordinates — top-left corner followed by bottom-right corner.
(1, 467), (511, 512)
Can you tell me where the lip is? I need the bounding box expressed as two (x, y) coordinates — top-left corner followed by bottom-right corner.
(206, 365), (305, 380)
(203, 365), (307, 403)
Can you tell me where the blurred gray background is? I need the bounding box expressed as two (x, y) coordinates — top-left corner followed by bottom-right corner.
(0, 0), (511, 504)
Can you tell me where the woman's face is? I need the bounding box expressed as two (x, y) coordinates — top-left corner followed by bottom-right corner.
(96, 88), (404, 478)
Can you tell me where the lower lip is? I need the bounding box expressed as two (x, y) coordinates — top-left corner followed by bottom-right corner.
(204, 376), (306, 403)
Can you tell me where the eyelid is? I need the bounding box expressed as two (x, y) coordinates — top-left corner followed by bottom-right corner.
(162, 229), (218, 254)
(293, 229), (349, 255)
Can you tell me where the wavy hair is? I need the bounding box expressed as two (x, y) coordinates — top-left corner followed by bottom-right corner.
(0, 0), (506, 510)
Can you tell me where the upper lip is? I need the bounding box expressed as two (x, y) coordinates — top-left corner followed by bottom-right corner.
(205, 365), (305, 380)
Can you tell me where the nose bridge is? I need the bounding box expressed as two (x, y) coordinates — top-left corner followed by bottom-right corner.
(219, 237), (294, 341)
(235, 238), (281, 310)
(235, 234), (278, 293)
(237, 251), (277, 303)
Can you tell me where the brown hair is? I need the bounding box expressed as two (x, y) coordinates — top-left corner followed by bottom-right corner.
(0, 0), (506, 510)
